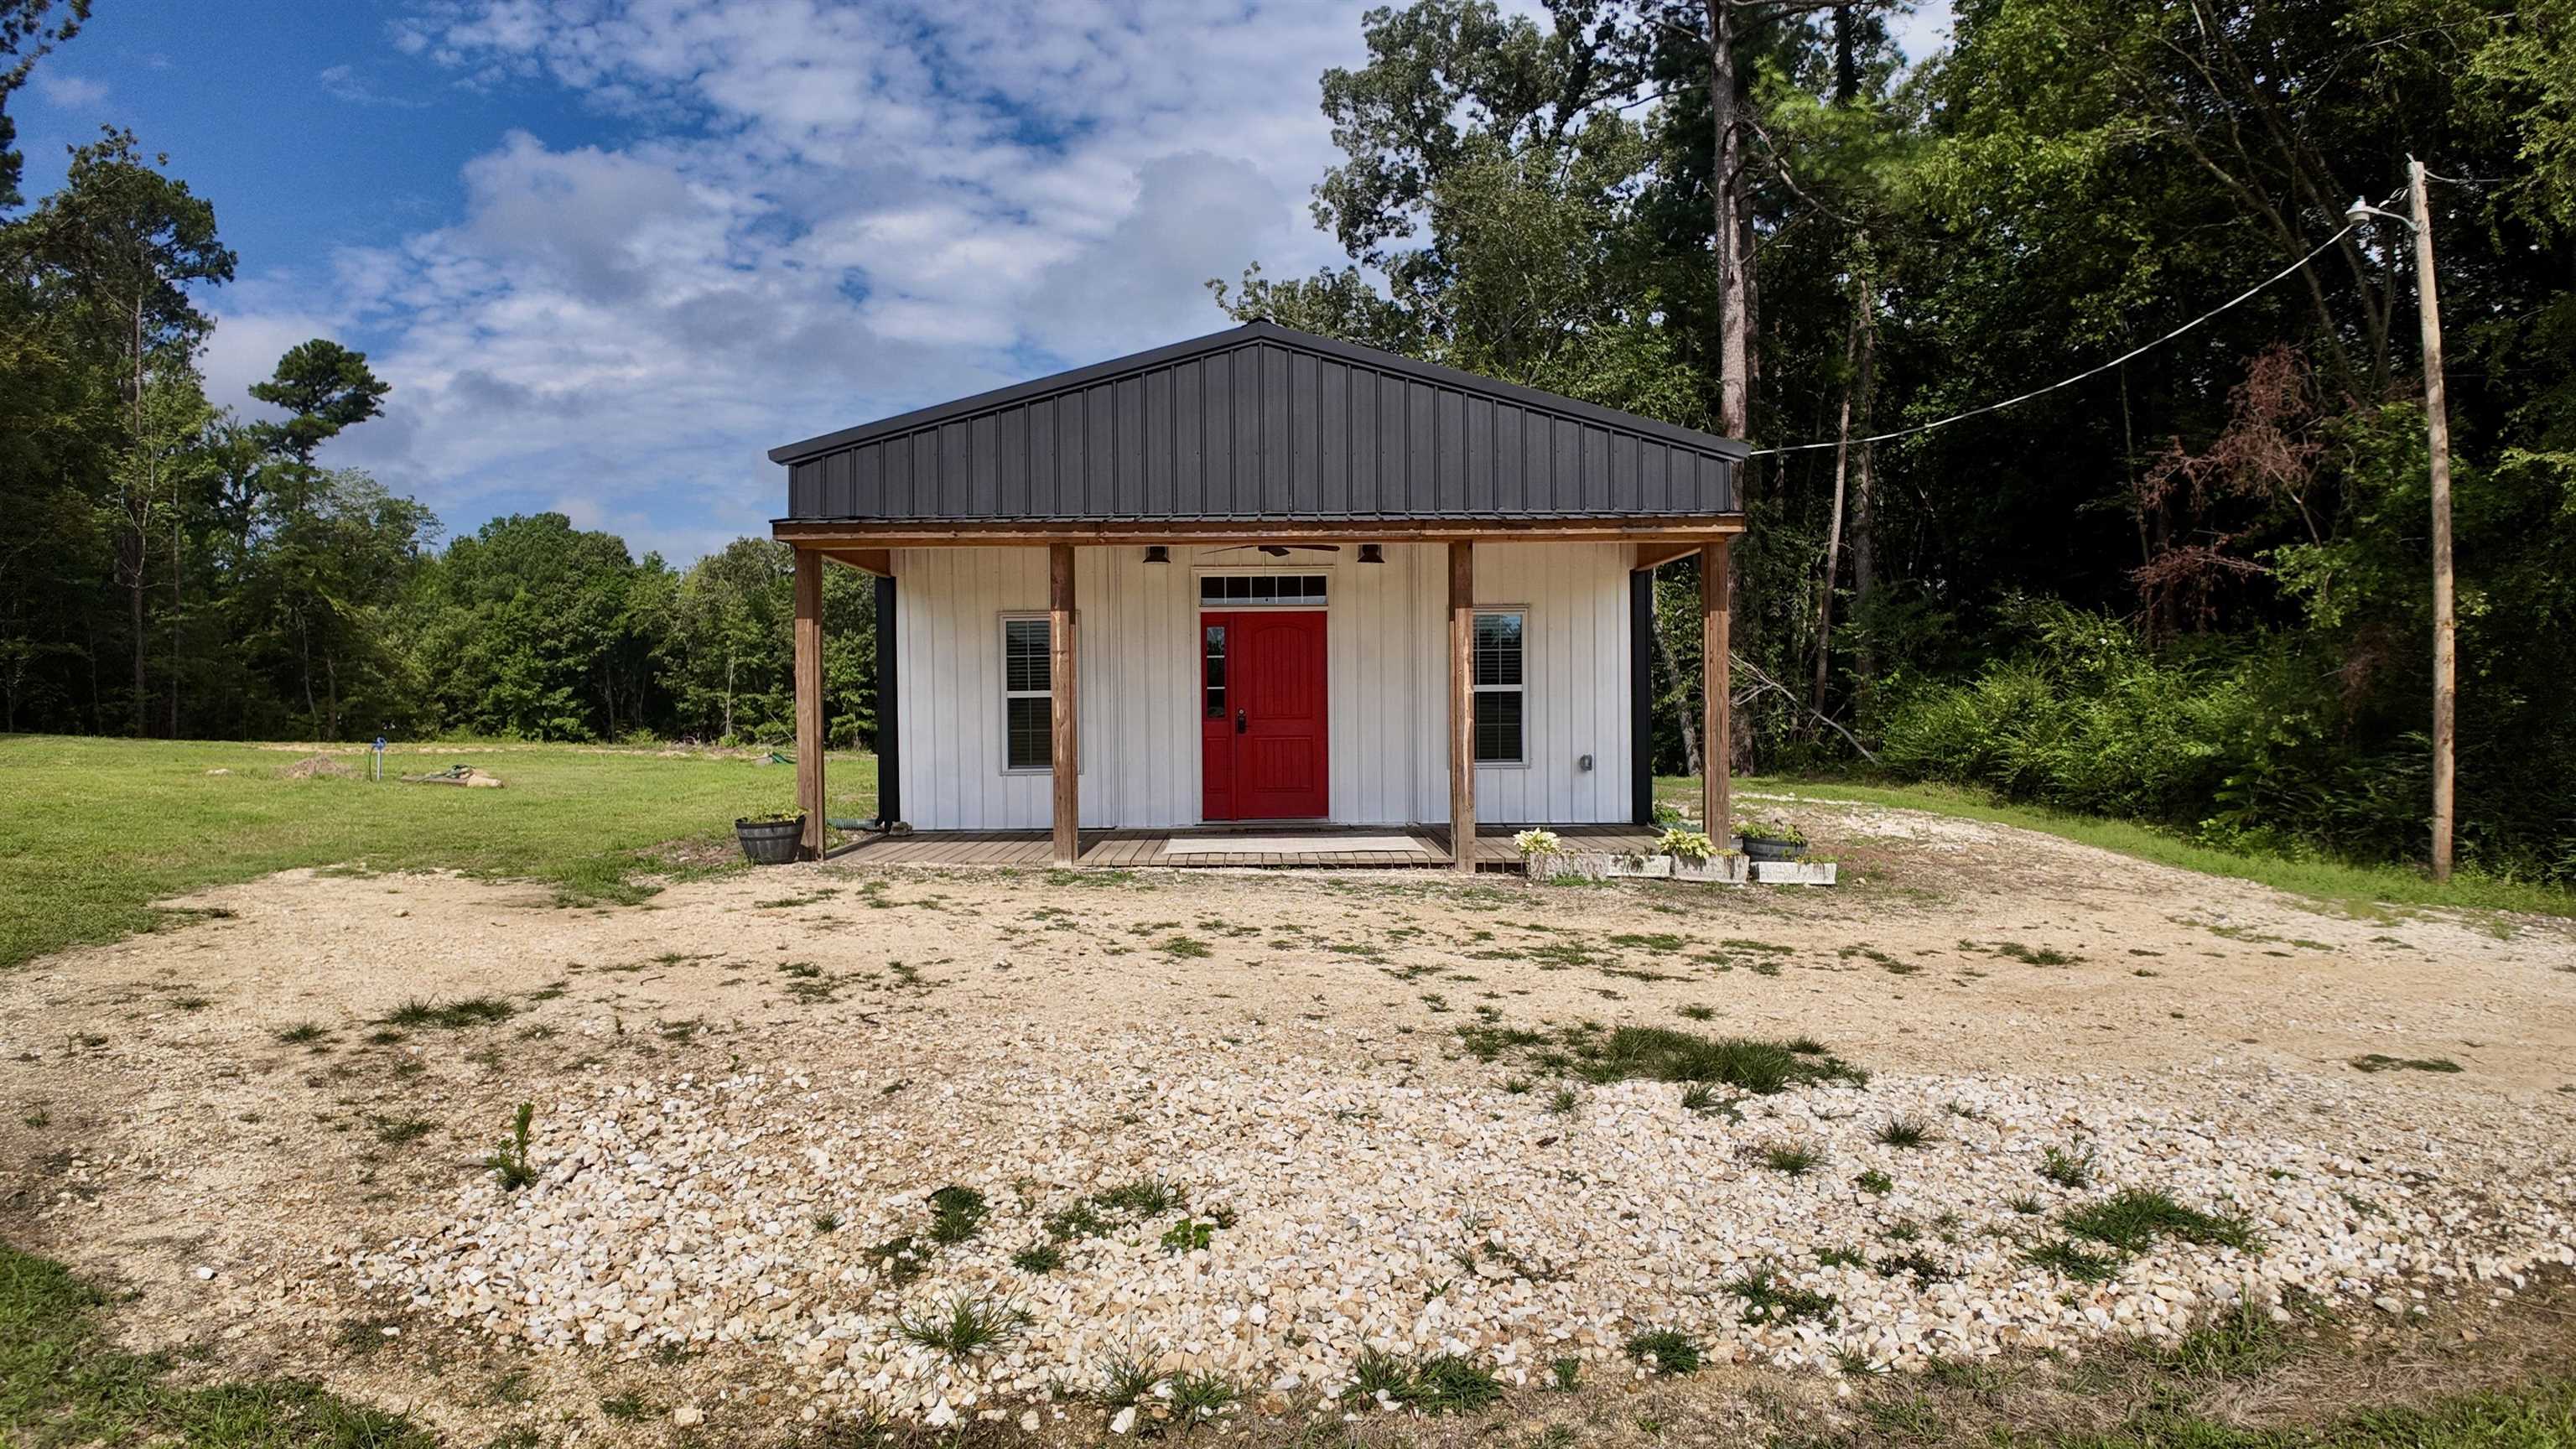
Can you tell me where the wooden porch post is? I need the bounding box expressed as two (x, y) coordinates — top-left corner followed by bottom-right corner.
(793, 545), (827, 860)
(1701, 539), (1732, 841)
(1448, 541), (1476, 873)
(1049, 543), (1079, 866)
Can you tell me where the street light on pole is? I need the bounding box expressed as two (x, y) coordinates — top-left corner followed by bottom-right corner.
(2347, 157), (2457, 883)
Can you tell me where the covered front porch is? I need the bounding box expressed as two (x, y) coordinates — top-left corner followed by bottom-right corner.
(827, 823), (1667, 870)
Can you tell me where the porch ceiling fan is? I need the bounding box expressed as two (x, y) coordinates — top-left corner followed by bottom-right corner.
(1204, 543), (1341, 558)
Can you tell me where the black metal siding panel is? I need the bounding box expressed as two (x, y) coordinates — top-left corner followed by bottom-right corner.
(776, 331), (1741, 523)
(1204, 352), (1234, 517)
(1317, 356), (1348, 514)
(1113, 375), (1145, 517)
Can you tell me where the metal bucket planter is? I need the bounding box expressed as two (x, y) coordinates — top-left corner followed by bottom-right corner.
(735, 816), (805, 865)
(1741, 836), (1806, 863)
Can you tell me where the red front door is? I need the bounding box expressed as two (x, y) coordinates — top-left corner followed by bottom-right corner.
(1200, 610), (1329, 820)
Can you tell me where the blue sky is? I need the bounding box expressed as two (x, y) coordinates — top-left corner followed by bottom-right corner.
(13, 0), (1950, 563)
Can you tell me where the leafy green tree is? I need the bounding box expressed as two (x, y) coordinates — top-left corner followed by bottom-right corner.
(14, 127), (234, 731)
(249, 338), (389, 465)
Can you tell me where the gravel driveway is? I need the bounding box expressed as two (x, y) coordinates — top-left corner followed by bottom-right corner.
(5, 797), (2573, 1443)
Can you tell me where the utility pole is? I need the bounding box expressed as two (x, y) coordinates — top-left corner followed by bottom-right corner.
(2350, 159), (2456, 881)
(2409, 158), (2457, 883)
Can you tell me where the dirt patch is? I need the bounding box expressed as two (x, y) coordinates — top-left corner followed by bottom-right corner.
(3, 798), (2572, 1444)
(277, 753), (355, 781)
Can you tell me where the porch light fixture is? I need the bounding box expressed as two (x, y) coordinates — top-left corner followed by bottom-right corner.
(1357, 544), (1385, 564)
(1143, 546), (1171, 564)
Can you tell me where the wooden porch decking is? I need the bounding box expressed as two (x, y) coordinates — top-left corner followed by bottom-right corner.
(826, 823), (1661, 870)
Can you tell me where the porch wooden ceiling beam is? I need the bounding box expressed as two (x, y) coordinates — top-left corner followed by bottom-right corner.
(773, 519), (1746, 548)
(814, 547), (893, 576)
(1631, 541), (1711, 571)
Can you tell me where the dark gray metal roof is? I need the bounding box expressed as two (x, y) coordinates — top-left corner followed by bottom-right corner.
(772, 320), (1743, 522)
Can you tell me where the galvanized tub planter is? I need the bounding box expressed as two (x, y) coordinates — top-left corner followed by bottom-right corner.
(735, 814), (805, 865)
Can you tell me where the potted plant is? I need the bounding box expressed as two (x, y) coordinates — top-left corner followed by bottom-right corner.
(735, 809), (806, 865)
(1656, 827), (1743, 883)
(1514, 828), (1567, 880)
(1736, 814), (1809, 863)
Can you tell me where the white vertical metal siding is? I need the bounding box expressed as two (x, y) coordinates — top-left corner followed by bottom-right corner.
(891, 542), (1633, 830)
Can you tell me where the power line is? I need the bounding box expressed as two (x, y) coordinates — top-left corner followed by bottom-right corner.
(1748, 221), (2364, 457)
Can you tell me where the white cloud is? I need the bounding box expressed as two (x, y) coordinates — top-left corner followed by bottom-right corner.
(318, 63), (431, 108)
(215, 0), (1415, 561)
(31, 71), (108, 107)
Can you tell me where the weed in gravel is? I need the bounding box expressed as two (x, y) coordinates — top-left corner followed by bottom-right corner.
(1817, 1244), (1867, 1270)
(1046, 1203), (1109, 1241)
(2350, 1052), (2464, 1073)
(1550, 1357), (1581, 1392)
(2062, 1188), (2262, 1253)
(1161, 1218), (1216, 1254)
(1623, 1330), (1705, 1375)
(276, 1023), (330, 1045)
(2007, 1194), (2047, 1215)
(1158, 936), (1213, 959)
(1504, 1076), (1535, 1095)
(896, 1294), (1029, 1358)
(1405, 1355), (1503, 1415)
(1679, 1083), (1718, 1114)
(1876, 1249), (1952, 1289)
(385, 997), (515, 1030)
(1011, 1243), (1065, 1274)
(1761, 1144), (1820, 1176)
(811, 1213), (841, 1234)
(1676, 1004), (1716, 1021)
(1587, 1026), (1864, 1094)
(864, 1234), (930, 1285)
(927, 1185), (989, 1244)
(1875, 1115), (1936, 1149)
(371, 1116), (434, 1147)
(1548, 1086), (1579, 1116)
(484, 1102), (536, 1191)
(1095, 1179), (1182, 1217)
(1097, 1352), (1165, 1408)
(1854, 1169), (1894, 1195)
(1725, 1260), (1837, 1326)
(598, 1391), (655, 1422)
(2040, 1144), (2096, 1188)
(1169, 1368), (1239, 1425)
(2023, 1239), (2124, 1283)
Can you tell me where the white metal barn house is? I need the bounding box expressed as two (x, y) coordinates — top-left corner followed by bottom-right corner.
(769, 321), (1749, 870)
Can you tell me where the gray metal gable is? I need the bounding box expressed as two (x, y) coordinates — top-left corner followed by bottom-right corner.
(775, 322), (1742, 522)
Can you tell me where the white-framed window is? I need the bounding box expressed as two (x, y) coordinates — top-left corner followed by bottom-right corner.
(1472, 610), (1525, 766)
(1000, 615), (1052, 772)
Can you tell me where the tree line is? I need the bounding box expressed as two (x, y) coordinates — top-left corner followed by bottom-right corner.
(0, 3), (877, 748)
(8, 0), (2574, 882)
(1216, 0), (2574, 883)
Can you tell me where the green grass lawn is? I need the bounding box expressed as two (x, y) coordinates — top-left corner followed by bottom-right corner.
(1659, 773), (2576, 920)
(1, 1241), (435, 1448)
(0, 735), (877, 970)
